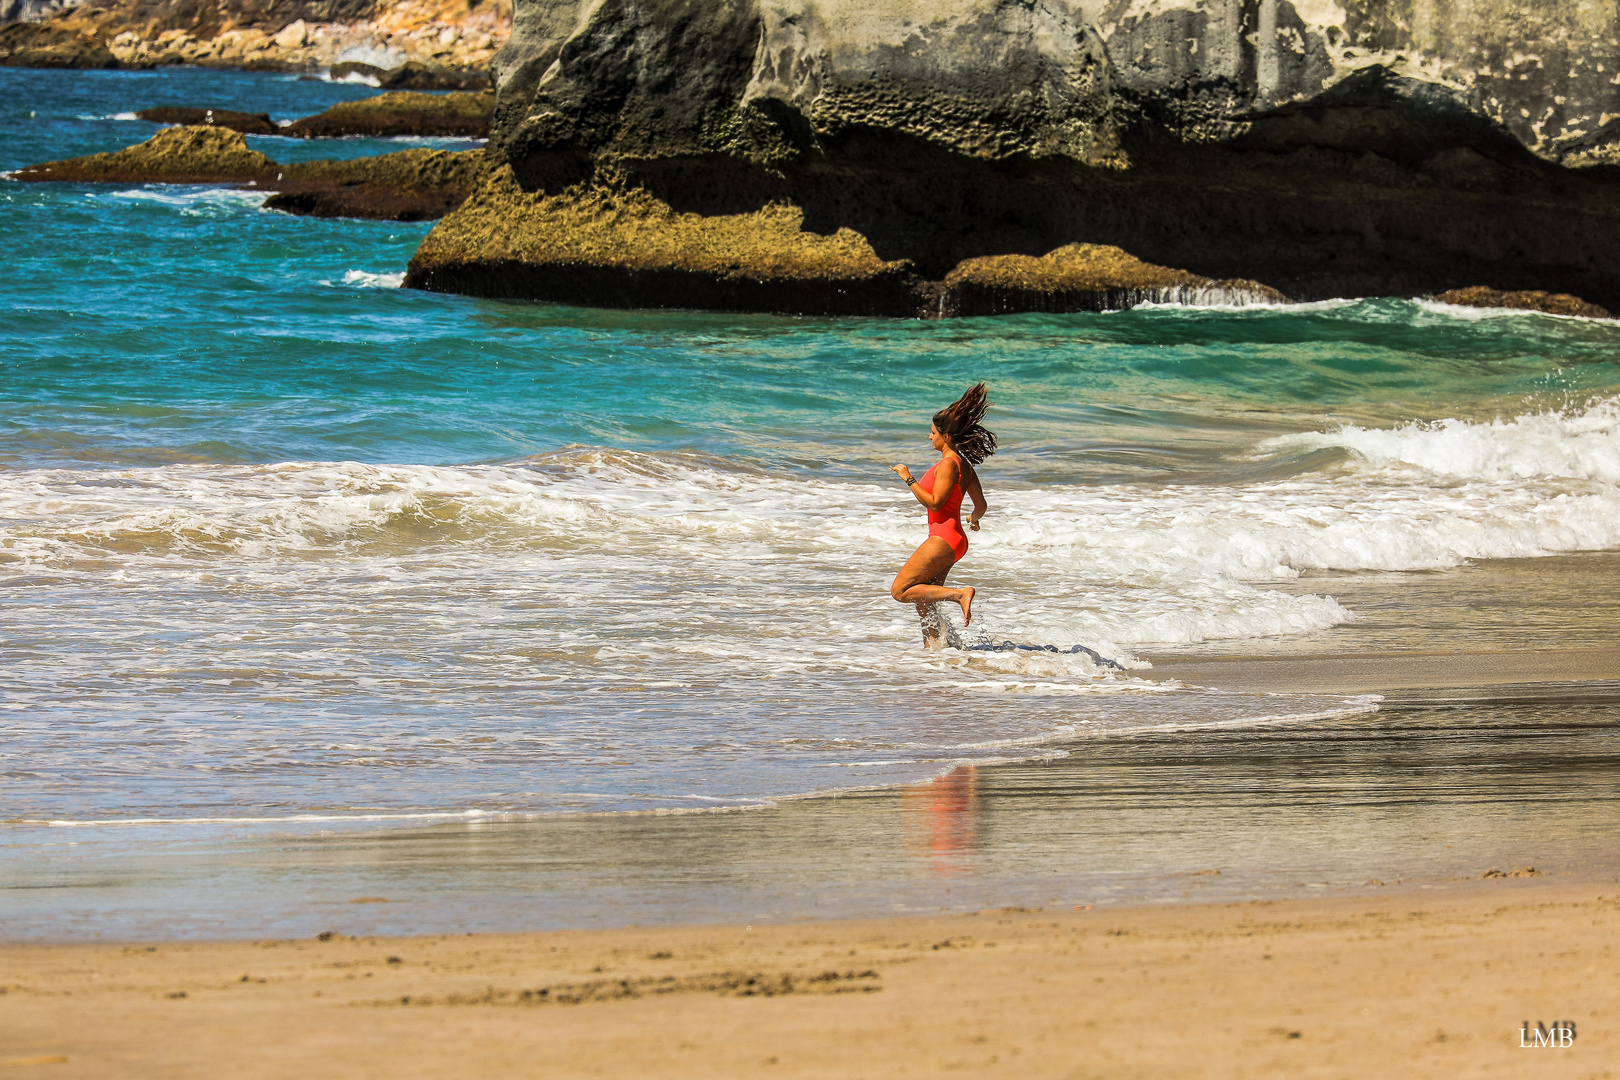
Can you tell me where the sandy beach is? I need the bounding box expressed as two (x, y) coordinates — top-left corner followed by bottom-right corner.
(3, 879), (1612, 1078)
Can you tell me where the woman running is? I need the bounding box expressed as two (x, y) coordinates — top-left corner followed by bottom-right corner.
(889, 383), (995, 648)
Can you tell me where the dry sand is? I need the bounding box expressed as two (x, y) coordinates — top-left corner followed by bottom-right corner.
(2, 880), (1614, 1078)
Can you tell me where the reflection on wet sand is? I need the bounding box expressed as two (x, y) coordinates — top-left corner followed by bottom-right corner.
(901, 765), (979, 876)
(7, 687), (1620, 941)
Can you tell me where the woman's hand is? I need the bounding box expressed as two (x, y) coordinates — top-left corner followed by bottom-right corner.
(968, 511), (982, 531)
(890, 463), (914, 483)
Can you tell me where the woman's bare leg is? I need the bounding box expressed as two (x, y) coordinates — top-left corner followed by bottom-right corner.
(891, 538), (976, 644)
(915, 571), (947, 648)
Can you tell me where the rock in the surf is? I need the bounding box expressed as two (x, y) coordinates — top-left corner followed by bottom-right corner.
(1434, 287), (1612, 320)
(379, 62), (491, 92)
(281, 90), (493, 138)
(12, 126), (483, 221)
(11, 125), (277, 184)
(942, 246), (1289, 317)
(404, 165), (920, 315)
(134, 107), (280, 136)
(328, 60), (392, 83)
(328, 61), (490, 91)
(266, 147), (485, 221)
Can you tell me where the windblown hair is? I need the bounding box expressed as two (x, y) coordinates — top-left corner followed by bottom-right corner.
(933, 383), (997, 465)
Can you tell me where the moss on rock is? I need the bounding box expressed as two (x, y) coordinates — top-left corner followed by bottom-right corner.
(11, 125), (276, 184)
(405, 165), (919, 314)
(943, 245), (1289, 315)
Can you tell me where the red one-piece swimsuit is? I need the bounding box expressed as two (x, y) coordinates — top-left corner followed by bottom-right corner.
(919, 459), (969, 561)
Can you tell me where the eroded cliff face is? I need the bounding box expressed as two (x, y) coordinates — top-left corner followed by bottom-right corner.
(405, 0), (1620, 315)
(1, 0), (508, 72)
(1094, 0), (1620, 160)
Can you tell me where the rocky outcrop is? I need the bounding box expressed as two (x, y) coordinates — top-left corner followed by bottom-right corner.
(403, 171), (1287, 316)
(12, 125), (483, 220)
(1434, 286), (1612, 319)
(13, 125), (277, 183)
(400, 0), (1620, 317)
(5, 0), (507, 73)
(266, 145), (485, 218)
(942, 246), (1288, 317)
(282, 90), (493, 137)
(0, 22), (116, 67)
(135, 106), (279, 136)
(405, 166), (922, 314)
(332, 58), (492, 90)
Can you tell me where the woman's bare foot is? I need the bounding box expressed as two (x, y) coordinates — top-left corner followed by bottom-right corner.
(958, 587), (975, 626)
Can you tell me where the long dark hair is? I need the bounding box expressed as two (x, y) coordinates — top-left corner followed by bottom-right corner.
(933, 383), (997, 465)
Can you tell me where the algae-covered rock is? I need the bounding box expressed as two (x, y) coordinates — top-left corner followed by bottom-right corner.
(1434, 287), (1611, 319)
(12, 126), (276, 184)
(406, 165), (920, 315)
(282, 91), (494, 138)
(944, 246), (1289, 316)
(135, 107), (279, 136)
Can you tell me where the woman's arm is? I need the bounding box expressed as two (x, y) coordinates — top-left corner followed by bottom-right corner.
(964, 463), (988, 530)
(889, 457), (959, 511)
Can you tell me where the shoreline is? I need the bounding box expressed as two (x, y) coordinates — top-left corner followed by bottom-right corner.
(1147, 647), (1620, 695)
(4, 878), (1613, 1076)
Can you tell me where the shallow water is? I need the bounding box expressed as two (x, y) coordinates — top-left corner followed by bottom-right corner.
(5, 71), (1620, 919)
(9, 686), (1620, 941)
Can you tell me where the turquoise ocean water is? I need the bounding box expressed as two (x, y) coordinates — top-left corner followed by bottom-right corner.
(5, 70), (1620, 896)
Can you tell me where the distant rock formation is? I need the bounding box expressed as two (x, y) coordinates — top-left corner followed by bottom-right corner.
(1, 0), (507, 74)
(13, 125), (483, 220)
(281, 90), (492, 137)
(331, 58), (492, 90)
(1434, 287), (1611, 319)
(399, 0), (1620, 316)
(134, 106), (279, 136)
(0, 22), (116, 67)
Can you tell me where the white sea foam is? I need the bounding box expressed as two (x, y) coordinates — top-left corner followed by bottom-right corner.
(1264, 397), (1620, 484)
(11, 399), (1619, 824)
(340, 269), (405, 288)
(101, 187), (266, 215)
(1135, 296), (1360, 314)
(1415, 298), (1610, 323)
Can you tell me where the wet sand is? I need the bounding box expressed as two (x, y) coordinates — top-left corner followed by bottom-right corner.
(2, 880), (1613, 1078)
(1147, 550), (1620, 692)
(1150, 647), (1620, 694)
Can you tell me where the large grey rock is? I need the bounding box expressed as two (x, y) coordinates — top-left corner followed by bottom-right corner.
(405, 0), (1620, 315)
(491, 0), (1620, 165)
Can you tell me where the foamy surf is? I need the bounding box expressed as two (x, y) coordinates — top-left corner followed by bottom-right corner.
(1415, 297), (1612, 322)
(100, 187), (267, 215)
(339, 269), (405, 288)
(1264, 397), (1620, 484)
